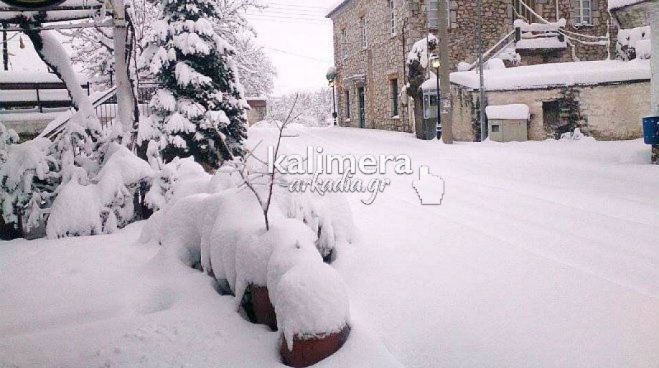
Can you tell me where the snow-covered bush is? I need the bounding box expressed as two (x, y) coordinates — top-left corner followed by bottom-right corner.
(265, 220), (323, 307)
(145, 157), (209, 211)
(46, 144), (153, 238)
(145, 0), (249, 167)
(140, 174), (352, 358)
(233, 218), (320, 307)
(276, 190), (355, 260)
(0, 137), (59, 233)
(0, 122), (19, 162)
(617, 26), (651, 61)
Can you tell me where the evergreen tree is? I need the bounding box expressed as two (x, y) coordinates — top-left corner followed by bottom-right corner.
(147, 0), (248, 168)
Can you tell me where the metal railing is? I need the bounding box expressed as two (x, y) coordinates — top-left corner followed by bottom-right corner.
(0, 82), (92, 112)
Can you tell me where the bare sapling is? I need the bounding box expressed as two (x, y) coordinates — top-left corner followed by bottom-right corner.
(236, 94), (300, 231)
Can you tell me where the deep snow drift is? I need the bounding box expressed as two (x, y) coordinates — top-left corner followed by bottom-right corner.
(1, 126), (659, 368)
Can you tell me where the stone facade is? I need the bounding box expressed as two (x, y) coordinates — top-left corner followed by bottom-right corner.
(452, 80), (651, 141)
(328, 0), (617, 133)
(329, 0), (428, 132)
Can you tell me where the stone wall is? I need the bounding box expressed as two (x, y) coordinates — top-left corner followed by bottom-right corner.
(444, 0), (514, 69)
(451, 80), (651, 141)
(331, 0), (427, 132)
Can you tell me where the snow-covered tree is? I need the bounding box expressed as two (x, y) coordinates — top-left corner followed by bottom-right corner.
(407, 34), (438, 140)
(267, 89), (334, 127)
(61, 0), (275, 96)
(146, 0), (249, 167)
(234, 36), (276, 97)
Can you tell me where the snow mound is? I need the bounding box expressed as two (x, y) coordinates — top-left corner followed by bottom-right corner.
(276, 262), (350, 350)
(265, 219), (322, 306)
(207, 189), (274, 290)
(47, 179), (103, 238)
(559, 128), (596, 142)
(145, 157), (209, 210)
(277, 190), (356, 259)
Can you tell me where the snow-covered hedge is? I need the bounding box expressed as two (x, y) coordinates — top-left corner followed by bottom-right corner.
(141, 185), (351, 351)
(47, 144), (154, 238)
(0, 136), (59, 232)
(144, 158), (354, 259)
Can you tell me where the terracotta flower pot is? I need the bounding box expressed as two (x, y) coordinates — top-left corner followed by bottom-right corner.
(249, 285), (277, 331)
(280, 325), (350, 368)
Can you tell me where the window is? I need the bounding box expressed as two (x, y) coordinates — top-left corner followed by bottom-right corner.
(341, 28), (347, 60)
(426, 0), (456, 30)
(360, 16), (368, 49)
(491, 125), (500, 133)
(388, 0), (397, 35)
(390, 79), (399, 117)
(345, 90), (351, 119)
(572, 0), (592, 25)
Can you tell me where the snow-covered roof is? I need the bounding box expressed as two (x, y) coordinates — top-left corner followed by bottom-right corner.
(326, 0), (352, 18)
(450, 59), (651, 92)
(421, 71), (439, 92)
(608, 0), (647, 10)
(0, 71), (65, 84)
(515, 37), (567, 50)
(486, 104), (530, 120)
(0, 0), (103, 21)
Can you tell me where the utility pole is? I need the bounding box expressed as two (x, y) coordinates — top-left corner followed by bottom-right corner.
(477, 0), (487, 142)
(2, 24), (8, 71)
(651, 6), (658, 164)
(436, 0), (453, 144)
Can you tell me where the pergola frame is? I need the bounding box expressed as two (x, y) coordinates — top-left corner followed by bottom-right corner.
(0, 0), (137, 144)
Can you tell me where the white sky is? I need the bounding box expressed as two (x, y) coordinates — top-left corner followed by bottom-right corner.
(246, 0), (338, 96)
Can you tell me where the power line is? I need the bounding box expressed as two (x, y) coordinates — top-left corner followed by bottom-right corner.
(246, 15), (329, 25)
(265, 2), (330, 10)
(264, 46), (331, 64)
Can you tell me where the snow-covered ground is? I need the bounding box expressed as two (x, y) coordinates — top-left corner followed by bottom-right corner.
(2, 127), (659, 368)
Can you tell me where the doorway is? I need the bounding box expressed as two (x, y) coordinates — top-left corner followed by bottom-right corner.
(543, 100), (562, 134)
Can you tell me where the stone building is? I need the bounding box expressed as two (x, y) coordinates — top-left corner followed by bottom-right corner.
(449, 60), (651, 141)
(327, 0), (617, 133)
(327, 0), (428, 132)
(245, 97), (268, 125)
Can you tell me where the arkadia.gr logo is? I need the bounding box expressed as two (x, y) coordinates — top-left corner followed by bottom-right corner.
(268, 146), (413, 204)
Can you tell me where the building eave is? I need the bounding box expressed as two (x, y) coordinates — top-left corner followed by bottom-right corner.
(452, 78), (651, 93)
(326, 0), (352, 19)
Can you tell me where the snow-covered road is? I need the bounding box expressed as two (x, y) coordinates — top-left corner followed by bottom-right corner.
(282, 128), (659, 368)
(1, 127), (658, 367)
